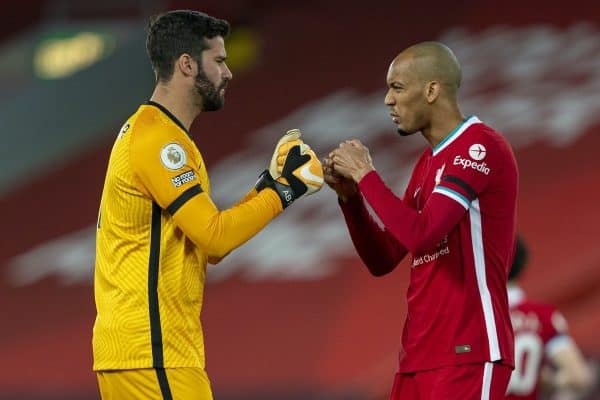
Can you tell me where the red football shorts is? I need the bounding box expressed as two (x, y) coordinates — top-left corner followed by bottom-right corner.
(390, 362), (512, 400)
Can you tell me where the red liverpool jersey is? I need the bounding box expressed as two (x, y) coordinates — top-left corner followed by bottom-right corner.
(341, 115), (517, 372)
(505, 286), (571, 400)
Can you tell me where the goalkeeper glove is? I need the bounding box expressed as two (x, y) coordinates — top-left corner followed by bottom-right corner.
(256, 131), (324, 208)
(268, 128), (302, 178)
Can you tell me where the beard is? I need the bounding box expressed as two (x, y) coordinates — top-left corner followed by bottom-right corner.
(194, 69), (228, 112)
(396, 128), (412, 136)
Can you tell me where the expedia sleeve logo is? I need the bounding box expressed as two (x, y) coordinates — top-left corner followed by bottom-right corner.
(468, 143), (487, 160)
(453, 155), (491, 175)
(171, 170), (197, 187)
(453, 144), (491, 175)
(160, 143), (187, 170)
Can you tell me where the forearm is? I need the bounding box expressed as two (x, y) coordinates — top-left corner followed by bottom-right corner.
(234, 187), (259, 206)
(358, 171), (465, 254)
(340, 195), (407, 276)
(174, 187), (282, 258)
(200, 188), (261, 265)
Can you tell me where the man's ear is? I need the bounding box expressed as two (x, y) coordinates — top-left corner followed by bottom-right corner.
(425, 81), (440, 104)
(176, 53), (197, 78)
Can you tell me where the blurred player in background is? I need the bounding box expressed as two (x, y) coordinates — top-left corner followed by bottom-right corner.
(506, 237), (594, 400)
(325, 42), (517, 399)
(92, 10), (323, 400)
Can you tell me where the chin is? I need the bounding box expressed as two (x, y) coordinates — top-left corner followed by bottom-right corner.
(396, 128), (416, 137)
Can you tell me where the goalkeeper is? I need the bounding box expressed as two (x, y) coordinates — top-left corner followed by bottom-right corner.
(92, 10), (323, 400)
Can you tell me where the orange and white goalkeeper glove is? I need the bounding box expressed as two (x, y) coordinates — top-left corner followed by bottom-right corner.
(256, 129), (324, 208)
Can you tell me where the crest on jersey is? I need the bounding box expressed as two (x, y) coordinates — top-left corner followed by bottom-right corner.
(160, 143), (187, 170)
(435, 163), (446, 185)
(468, 143), (487, 160)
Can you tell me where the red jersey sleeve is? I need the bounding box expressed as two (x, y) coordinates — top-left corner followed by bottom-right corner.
(338, 153), (438, 274)
(358, 172), (467, 254)
(339, 194), (408, 276)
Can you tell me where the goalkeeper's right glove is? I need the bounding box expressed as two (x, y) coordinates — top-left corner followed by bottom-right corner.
(256, 142), (324, 209)
(268, 129), (303, 179)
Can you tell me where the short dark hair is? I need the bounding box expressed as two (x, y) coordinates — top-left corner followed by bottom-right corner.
(509, 236), (529, 281)
(146, 10), (230, 82)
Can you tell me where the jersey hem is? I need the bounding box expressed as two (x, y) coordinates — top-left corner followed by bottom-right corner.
(398, 356), (514, 374)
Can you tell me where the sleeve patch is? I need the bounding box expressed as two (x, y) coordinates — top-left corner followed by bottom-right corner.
(171, 170), (197, 187)
(452, 154), (491, 175)
(468, 143), (487, 160)
(160, 143), (187, 170)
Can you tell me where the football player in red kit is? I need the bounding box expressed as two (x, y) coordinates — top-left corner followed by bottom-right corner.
(325, 42), (517, 399)
(506, 238), (594, 400)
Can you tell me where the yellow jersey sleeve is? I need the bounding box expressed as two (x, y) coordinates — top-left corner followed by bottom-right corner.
(130, 126), (283, 259)
(207, 187), (259, 265)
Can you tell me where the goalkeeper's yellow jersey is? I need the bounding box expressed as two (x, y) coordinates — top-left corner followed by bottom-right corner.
(93, 101), (282, 370)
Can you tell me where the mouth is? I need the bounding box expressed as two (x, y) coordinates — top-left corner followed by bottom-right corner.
(390, 113), (399, 124)
(219, 83), (228, 96)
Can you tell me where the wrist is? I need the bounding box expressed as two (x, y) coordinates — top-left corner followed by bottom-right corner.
(338, 187), (358, 203)
(338, 193), (350, 203)
(352, 167), (374, 183)
(255, 170), (295, 209)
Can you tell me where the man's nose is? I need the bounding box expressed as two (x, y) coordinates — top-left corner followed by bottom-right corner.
(223, 64), (233, 81)
(384, 90), (394, 105)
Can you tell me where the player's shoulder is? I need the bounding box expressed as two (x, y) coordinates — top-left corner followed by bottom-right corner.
(128, 103), (196, 157)
(462, 120), (509, 148)
(455, 118), (516, 167)
(130, 104), (180, 137)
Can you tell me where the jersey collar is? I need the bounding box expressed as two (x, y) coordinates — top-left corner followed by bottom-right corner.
(145, 100), (192, 138)
(432, 115), (481, 157)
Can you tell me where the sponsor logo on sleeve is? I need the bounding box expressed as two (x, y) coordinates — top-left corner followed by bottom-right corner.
(171, 170), (196, 187)
(453, 155), (490, 175)
(468, 143), (487, 160)
(160, 143), (187, 170)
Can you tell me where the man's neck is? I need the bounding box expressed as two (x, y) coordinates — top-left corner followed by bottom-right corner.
(421, 105), (464, 149)
(150, 84), (199, 131)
